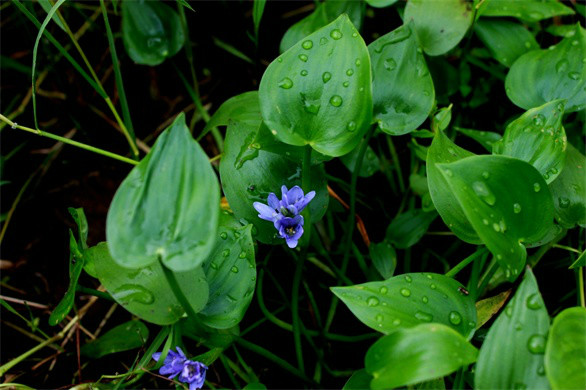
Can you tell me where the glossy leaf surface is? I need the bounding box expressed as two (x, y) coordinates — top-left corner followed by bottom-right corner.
(439, 155), (554, 280)
(107, 113), (220, 271)
(365, 323), (478, 390)
(205, 91), (262, 130)
(368, 23), (435, 135)
(475, 19), (539, 67)
(122, 0), (185, 66)
(545, 307), (586, 390)
(332, 273), (477, 338)
(475, 268), (550, 390)
(479, 0), (574, 22)
(93, 242), (209, 325)
(506, 24), (586, 113)
(369, 240), (397, 279)
(493, 100), (567, 184)
(386, 209), (437, 249)
(404, 0), (473, 56)
(343, 369), (372, 390)
(550, 143), (586, 228)
(260, 15), (372, 157)
(81, 320), (149, 359)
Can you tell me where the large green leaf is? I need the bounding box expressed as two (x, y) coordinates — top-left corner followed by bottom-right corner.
(107, 113), (220, 271)
(439, 155), (554, 281)
(368, 23), (435, 135)
(260, 14), (372, 157)
(475, 19), (539, 68)
(506, 24), (586, 113)
(81, 320), (149, 359)
(550, 143), (586, 229)
(545, 307), (586, 390)
(493, 100), (567, 184)
(93, 242), (209, 326)
(197, 212), (256, 329)
(343, 369), (372, 390)
(279, 1), (364, 53)
(426, 130), (481, 244)
(475, 268), (550, 390)
(220, 120), (329, 245)
(121, 0), (185, 66)
(332, 273), (477, 338)
(479, 0), (574, 22)
(404, 0), (474, 56)
(365, 323), (478, 390)
(386, 209), (437, 249)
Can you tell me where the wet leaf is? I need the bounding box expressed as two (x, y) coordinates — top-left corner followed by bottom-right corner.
(260, 15), (372, 157)
(386, 209), (437, 249)
(81, 320), (149, 359)
(475, 19), (539, 67)
(475, 268), (550, 390)
(369, 240), (397, 279)
(550, 143), (586, 229)
(479, 0), (574, 23)
(368, 23), (435, 135)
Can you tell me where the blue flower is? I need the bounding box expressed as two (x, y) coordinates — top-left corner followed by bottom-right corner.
(179, 360), (208, 390)
(278, 214), (305, 248)
(152, 346), (186, 379)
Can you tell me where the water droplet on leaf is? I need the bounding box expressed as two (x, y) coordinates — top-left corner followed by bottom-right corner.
(330, 29), (343, 40)
(302, 40), (313, 50)
(278, 77), (293, 89)
(330, 95), (343, 107)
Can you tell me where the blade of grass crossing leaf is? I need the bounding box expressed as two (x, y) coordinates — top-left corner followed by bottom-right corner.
(213, 37), (254, 64)
(253, 0), (267, 40)
(38, 0), (65, 31)
(31, 0), (67, 129)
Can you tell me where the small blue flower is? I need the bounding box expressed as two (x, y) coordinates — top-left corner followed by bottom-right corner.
(152, 346), (186, 379)
(279, 185), (315, 216)
(278, 214), (305, 248)
(179, 360), (208, 390)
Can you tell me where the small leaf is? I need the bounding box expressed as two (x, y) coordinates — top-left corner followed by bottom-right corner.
(506, 24), (586, 113)
(475, 19), (539, 67)
(475, 289), (511, 329)
(260, 14), (372, 157)
(439, 155), (554, 281)
(122, 0), (185, 66)
(386, 209), (437, 249)
(404, 0), (474, 56)
(68, 207), (88, 250)
(454, 127), (502, 152)
(493, 100), (567, 184)
(368, 22), (435, 135)
(343, 369), (372, 390)
(550, 143), (586, 229)
(205, 91), (262, 131)
(545, 307), (586, 390)
(365, 323), (478, 390)
(479, 0), (574, 23)
(107, 113), (220, 271)
(332, 273), (477, 338)
(475, 268), (550, 390)
(81, 320), (149, 359)
(252, 0), (267, 38)
(369, 240), (397, 279)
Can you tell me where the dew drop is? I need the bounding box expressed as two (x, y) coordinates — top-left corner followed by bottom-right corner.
(555, 59), (569, 73)
(384, 58), (397, 71)
(277, 57), (283, 63)
(513, 203), (522, 214)
(346, 68), (354, 76)
(482, 219), (489, 225)
(422, 296), (429, 303)
(379, 286), (388, 294)
(430, 284), (436, 290)
(449, 311), (462, 325)
(322, 72), (332, 83)
(558, 197), (570, 208)
(527, 334), (546, 354)
(568, 71), (581, 80)
(278, 77), (293, 89)
(526, 293), (542, 310)
(319, 37), (328, 45)
(330, 29), (343, 40)
(210, 262), (218, 270)
(472, 181), (496, 206)
(330, 95), (343, 107)
(533, 114), (545, 127)
(220, 232), (228, 240)
(222, 249), (230, 257)
(355, 59), (361, 66)
(347, 121), (356, 131)
(367, 296), (380, 306)
(482, 171), (490, 179)
(375, 314), (383, 322)
(239, 251), (247, 259)
(300, 69), (308, 76)
(113, 285), (155, 305)
(302, 40), (313, 50)
(533, 182), (541, 192)
(343, 81), (349, 88)
(298, 54), (308, 62)
(400, 288), (411, 297)
(404, 275), (412, 283)
(352, 32), (358, 37)
(537, 365), (545, 376)
(415, 311), (433, 322)
(230, 266), (239, 273)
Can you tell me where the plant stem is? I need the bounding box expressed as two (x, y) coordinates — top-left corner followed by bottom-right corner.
(552, 244), (582, 254)
(445, 248), (487, 278)
(579, 267), (585, 308)
(291, 252), (306, 374)
(75, 286), (115, 302)
(386, 135), (405, 193)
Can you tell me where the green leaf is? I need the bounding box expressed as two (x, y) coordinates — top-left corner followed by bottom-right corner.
(340, 138), (380, 177)
(122, 0), (185, 66)
(479, 0), (574, 22)
(550, 143), (586, 229)
(279, 1), (364, 53)
(368, 23), (435, 135)
(546, 24), (579, 38)
(431, 105), (452, 133)
(386, 209), (437, 249)
(107, 113), (219, 271)
(206, 91), (262, 131)
(332, 272), (477, 338)
(197, 212), (256, 329)
(569, 250), (585, 269)
(505, 24), (586, 113)
(365, 323), (478, 390)
(365, 0), (398, 8)
(68, 207), (88, 250)
(545, 307), (586, 390)
(475, 289), (511, 329)
(493, 100), (567, 184)
(426, 130), (482, 244)
(252, 0), (267, 38)
(439, 155), (554, 281)
(244, 383), (268, 390)
(81, 320), (149, 359)
(474, 19), (539, 67)
(454, 127), (502, 152)
(404, 0), (474, 56)
(475, 268), (550, 390)
(93, 242), (209, 325)
(38, 0), (65, 31)
(343, 369), (372, 390)
(220, 120), (329, 245)
(260, 14), (373, 157)
(369, 240), (397, 279)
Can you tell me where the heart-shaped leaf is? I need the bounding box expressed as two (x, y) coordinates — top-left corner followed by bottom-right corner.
(545, 307), (586, 390)
(506, 24), (586, 113)
(427, 130), (481, 244)
(404, 0), (474, 56)
(107, 113), (220, 271)
(493, 100), (567, 184)
(332, 272), (477, 338)
(479, 0), (574, 23)
(365, 323), (478, 390)
(475, 268), (550, 390)
(475, 19), (539, 67)
(122, 0), (185, 66)
(368, 23), (435, 135)
(550, 143), (586, 229)
(81, 320), (149, 359)
(439, 155), (554, 281)
(260, 14), (372, 157)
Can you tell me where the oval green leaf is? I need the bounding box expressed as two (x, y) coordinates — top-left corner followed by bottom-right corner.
(545, 307), (586, 390)
(332, 272), (477, 338)
(369, 240), (397, 279)
(404, 0), (474, 56)
(475, 268), (550, 390)
(107, 113), (220, 271)
(479, 0), (575, 22)
(506, 24), (586, 113)
(365, 323), (478, 390)
(475, 19), (539, 67)
(81, 320), (149, 359)
(368, 23), (435, 135)
(260, 14), (373, 157)
(439, 155), (555, 280)
(550, 143), (586, 229)
(493, 100), (567, 184)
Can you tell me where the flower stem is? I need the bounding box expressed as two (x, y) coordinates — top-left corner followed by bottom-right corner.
(445, 248), (487, 278)
(159, 258), (199, 320)
(291, 251), (306, 375)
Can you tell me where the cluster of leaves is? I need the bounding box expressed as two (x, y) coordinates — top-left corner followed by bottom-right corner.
(1, 0), (585, 389)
